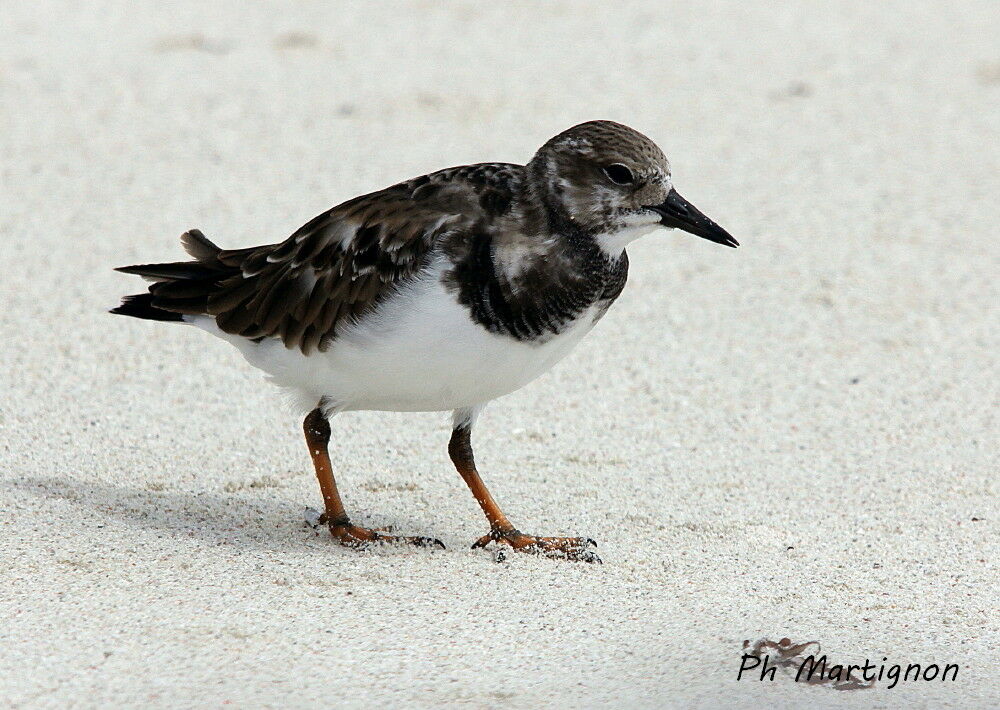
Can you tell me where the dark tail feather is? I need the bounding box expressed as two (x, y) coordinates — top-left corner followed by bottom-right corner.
(113, 230), (241, 322)
(180, 228), (221, 261)
(110, 293), (185, 322)
(115, 229), (226, 282)
(115, 261), (225, 282)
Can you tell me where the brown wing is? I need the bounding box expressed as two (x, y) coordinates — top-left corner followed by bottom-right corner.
(211, 181), (473, 354)
(118, 164), (520, 354)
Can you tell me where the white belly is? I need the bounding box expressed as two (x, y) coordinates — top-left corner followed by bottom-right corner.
(194, 261), (600, 413)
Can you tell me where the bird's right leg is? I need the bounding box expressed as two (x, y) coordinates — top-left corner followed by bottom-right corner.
(303, 407), (443, 549)
(448, 412), (600, 563)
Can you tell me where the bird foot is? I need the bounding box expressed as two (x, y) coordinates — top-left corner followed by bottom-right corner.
(472, 527), (600, 563)
(303, 508), (444, 550)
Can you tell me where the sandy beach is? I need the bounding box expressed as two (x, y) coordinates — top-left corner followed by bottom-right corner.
(2, 2), (998, 707)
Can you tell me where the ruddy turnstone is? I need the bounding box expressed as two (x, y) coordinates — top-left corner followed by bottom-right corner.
(113, 120), (737, 562)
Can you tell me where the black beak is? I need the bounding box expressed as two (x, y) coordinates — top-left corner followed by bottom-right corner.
(646, 188), (738, 248)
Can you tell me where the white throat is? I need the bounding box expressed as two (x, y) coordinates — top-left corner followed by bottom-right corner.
(594, 212), (662, 258)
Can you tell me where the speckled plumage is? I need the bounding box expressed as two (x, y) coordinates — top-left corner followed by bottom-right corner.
(116, 122), (717, 355)
(112, 121), (737, 560)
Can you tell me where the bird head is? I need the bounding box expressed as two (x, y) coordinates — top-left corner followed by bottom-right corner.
(528, 120), (738, 256)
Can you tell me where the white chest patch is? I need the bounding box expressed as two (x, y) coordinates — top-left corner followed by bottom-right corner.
(193, 259), (601, 413)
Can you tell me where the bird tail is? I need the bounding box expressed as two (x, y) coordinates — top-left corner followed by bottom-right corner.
(110, 229), (235, 321)
(110, 293), (186, 322)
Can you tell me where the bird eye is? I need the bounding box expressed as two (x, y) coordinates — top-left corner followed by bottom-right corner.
(603, 163), (634, 185)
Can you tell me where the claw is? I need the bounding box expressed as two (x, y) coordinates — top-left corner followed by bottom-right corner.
(471, 533), (494, 549)
(305, 509), (443, 550)
(472, 528), (601, 563)
(413, 536), (446, 549)
(332, 527), (444, 550)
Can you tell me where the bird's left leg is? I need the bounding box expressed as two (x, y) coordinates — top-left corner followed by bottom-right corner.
(448, 409), (600, 563)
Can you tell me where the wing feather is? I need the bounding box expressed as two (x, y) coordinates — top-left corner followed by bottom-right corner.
(203, 167), (515, 352)
(124, 163), (521, 354)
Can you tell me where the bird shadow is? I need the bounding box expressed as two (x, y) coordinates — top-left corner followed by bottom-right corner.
(7, 475), (445, 555)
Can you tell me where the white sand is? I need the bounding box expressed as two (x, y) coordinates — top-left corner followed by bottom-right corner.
(2, 2), (998, 707)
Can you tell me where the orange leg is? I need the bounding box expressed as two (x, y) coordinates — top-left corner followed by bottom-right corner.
(448, 423), (599, 563)
(304, 407), (443, 549)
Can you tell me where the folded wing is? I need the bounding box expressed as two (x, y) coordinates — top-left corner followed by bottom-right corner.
(115, 165), (519, 354)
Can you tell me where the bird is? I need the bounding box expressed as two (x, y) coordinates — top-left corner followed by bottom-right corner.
(112, 120), (737, 563)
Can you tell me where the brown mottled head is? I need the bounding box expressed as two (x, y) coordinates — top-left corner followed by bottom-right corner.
(527, 120), (737, 254)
